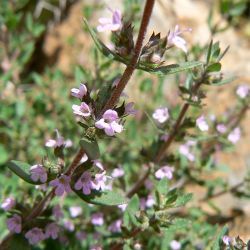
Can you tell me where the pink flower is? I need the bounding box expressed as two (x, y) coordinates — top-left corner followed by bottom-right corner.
(45, 223), (60, 239)
(168, 25), (192, 53)
(144, 179), (154, 190)
(196, 115), (209, 131)
(29, 164), (47, 183)
(76, 231), (87, 241)
(125, 102), (137, 115)
(155, 166), (174, 180)
(118, 203), (127, 211)
(170, 240), (181, 250)
(146, 194), (155, 208)
(50, 175), (71, 196)
(6, 214), (22, 233)
(222, 235), (231, 245)
(160, 134), (169, 141)
(53, 205), (63, 219)
(45, 129), (72, 148)
(69, 206), (82, 218)
(93, 171), (110, 191)
(179, 141), (196, 162)
(93, 160), (104, 171)
(91, 212), (104, 226)
(108, 219), (122, 233)
(1, 197), (15, 211)
(95, 109), (123, 136)
(63, 220), (75, 232)
(90, 245), (103, 250)
(71, 83), (87, 99)
(72, 102), (91, 117)
(236, 85), (249, 99)
(25, 227), (45, 245)
(227, 127), (241, 144)
(152, 107), (169, 123)
(216, 124), (227, 134)
(97, 9), (122, 32)
(74, 171), (94, 195)
(111, 166), (124, 178)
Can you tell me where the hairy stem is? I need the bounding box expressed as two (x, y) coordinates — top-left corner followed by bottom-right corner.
(99, 0), (155, 117)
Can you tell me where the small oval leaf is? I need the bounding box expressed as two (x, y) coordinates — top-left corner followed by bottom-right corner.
(207, 62), (221, 73)
(73, 188), (128, 206)
(79, 138), (100, 160)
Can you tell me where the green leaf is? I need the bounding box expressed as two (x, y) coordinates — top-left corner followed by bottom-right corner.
(156, 178), (169, 195)
(211, 76), (236, 86)
(151, 61), (203, 75)
(207, 62), (221, 72)
(206, 40), (213, 64)
(80, 138), (100, 160)
(73, 188), (128, 206)
(212, 225), (228, 250)
(123, 195), (140, 228)
(175, 193), (193, 207)
(7, 160), (40, 184)
(0, 144), (8, 165)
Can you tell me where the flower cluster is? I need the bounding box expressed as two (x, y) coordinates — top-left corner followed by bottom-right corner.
(74, 160), (111, 195)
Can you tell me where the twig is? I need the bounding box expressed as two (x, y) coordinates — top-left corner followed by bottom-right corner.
(199, 181), (244, 202)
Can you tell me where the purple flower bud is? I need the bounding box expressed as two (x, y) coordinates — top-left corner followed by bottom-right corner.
(45, 223), (60, 239)
(72, 102), (91, 117)
(93, 160), (104, 171)
(125, 102), (137, 115)
(160, 134), (169, 141)
(146, 194), (155, 208)
(118, 203), (127, 212)
(71, 83), (87, 99)
(69, 206), (82, 218)
(53, 205), (63, 220)
(91, 212), (104, 226)
(97, 9), (122, 32)
(155, 166), (174, 180)
(76, 231), (87, 241)
(216, 124), (227, 134)
(6, 214), (22, 233)
(144, 179), (154, 190)
(170, 240), (181, 250)
(63, 220), (75, 232)
(111, 166), (124, 178)
(227, 127), (241, 144)
(236, 85), (249, 99)
(1, 197), (15, 211)
(30, 164), (47, 183)
(168, 25), (192, 53)
(179, 141), (196, 162)
(196, 115), (209, 131)
(45, 129), (72, 148)
(222, 235), (231, 245)
(74, 171), (94, 195)
(49, 175), (71, 197)
(152, 107), (169, 124)
(108, 219), (122, 233)
(25, 227), (45, 245)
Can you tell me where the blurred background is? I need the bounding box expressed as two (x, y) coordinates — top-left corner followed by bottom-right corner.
(0, 0), (250, 241)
